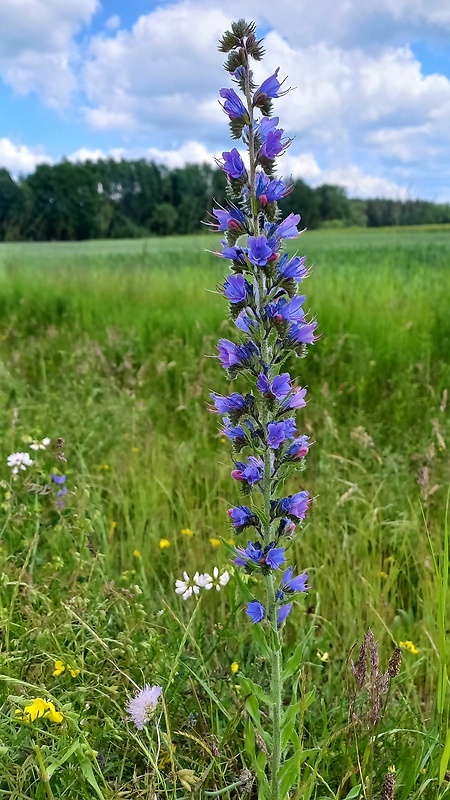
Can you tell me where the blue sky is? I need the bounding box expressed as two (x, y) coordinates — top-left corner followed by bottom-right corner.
(1, 0), (450, 200)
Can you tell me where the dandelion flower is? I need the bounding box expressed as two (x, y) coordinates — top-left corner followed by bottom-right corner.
(181, 528), (194, 537)
(159, 539), (171, 549)
(7, 452), (33, 475)
(126, 684), (162, 730)
(209, 537), (221, 547)
(175, 571), (202, 600)
(133, 549), (141, 558)
(197, 567), (230, 591)
(231, 661), (239, 674)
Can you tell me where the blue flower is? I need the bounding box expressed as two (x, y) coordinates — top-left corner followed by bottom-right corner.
(223, 418), (247, 441)
(278, 253), (308, 282)
(284, 386), (307, 409)
(219, 243), (246, 264)
(246, 600), (265, 623)
(267, 419), (296, 449)
(234, 541), (285, 570)
(227, 505), (254, 529)
(281, 566), (308, 593)
(280, 491), (310, 520)
(222, 149), (246, 179)
(277, 296), (306, 323)
(256, 116), (279, 142)
(265, 178), (289, 202)
(286, 436), (310, 459)
(255, 67), (286, 99)
(265, 547), (286, 569)
(217, 339), (242, 368)
(220, 87), (247, 119)
(223, 274), (249, 303)
(289, 321), (318, 346)
(234, 310), (255, 333)
(50, 473), (66, 485)
(232, 455), (264, 485)
(276, 213), (301, 239)
(210, 391), (248, 414)
(277, 603), (293, 626)
(260, 128), (289, 160)
(271, 373), (292, 400)
(247, 235), (277, 267)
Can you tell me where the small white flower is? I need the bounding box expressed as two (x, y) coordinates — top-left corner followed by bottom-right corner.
(6, 452), (34, 475)
(198, 567), (230, 592)
(30, 437), (51, 451)
(175, 571), (202, 600)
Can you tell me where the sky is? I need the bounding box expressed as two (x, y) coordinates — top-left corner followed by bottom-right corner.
(1, 0), (450, 200)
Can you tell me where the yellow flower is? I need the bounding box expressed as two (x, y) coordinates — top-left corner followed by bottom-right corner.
(99, 464), (110, 470)
(380, 571), (389, 578)
(317, 650), (329, 662)
(400, 640), (419, 655)
(227, 538), (235, 546)
(132, 447), (140, 453)
(159, 539), (171, 549)
(16, 698), (63, 724)
(181, 528), (194, 537)
(52, 660), (65, 676)
(133, 549), (141, 558)
(210, 538), (221, 547)
(231, 662), (239, 674)
(66, 663), (80, 678)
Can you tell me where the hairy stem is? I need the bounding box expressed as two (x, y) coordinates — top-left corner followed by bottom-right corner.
(244, 52), (283, 800)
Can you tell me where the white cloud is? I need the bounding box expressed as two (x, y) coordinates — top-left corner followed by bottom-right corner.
(105, 15), (120, 31)
(0, 0), (98, 107)
(145, 141), (213, 169)
(0, 138), (51, 174)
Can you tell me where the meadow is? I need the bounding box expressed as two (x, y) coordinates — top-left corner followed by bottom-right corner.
(0, 227), (449, 799)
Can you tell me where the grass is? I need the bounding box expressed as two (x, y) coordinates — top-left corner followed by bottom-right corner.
(0, 228), (449, 798)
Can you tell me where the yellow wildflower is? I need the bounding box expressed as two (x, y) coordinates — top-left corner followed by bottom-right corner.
(66, 663), (80, 678)
(52, 660), (65, 676)
(132, 447), (140, 453)
(16, 698), (63, 724)
(317, 650), (329, 662)
(159, 539), (171, 549)
(133, 549), (141, 558)
(108, 520), (117, 544)
(210, 538), (221, 547)
(181, 528), (194, 537)
(400, 640), (419, 655)
(231, 662), (239, 674)
(99, 464), (110, 470)
(380, 571), (389, 578)
(227, 538), (235, 546)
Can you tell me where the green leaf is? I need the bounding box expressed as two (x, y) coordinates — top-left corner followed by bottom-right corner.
(47, 740), (81, 778)
(79, 757), (107, 800)
(239, 676), (274, 708)
(343, 784), (362, 799)
(252, 621), (272, 660)
(244, 716), (256, 762)
(282, 629), (315, 680)
(439, 729), (450, 785)
(279, 752), (304, 797)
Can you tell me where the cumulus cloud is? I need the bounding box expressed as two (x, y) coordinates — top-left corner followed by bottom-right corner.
(0, 0), (98, 106)
(0, 138), (51, 174)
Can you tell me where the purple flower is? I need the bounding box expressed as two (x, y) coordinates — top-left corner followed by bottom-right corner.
(210, 391), (247, 414)
(277, 296), (306, 323)
(257, 116), (279, 141)
(223, 274), (248, 304)
(266, 178), (289, 202)
(289, 321), (318, 346)
(246, 600), (265, 623)
(234, 310), (255, 333)
(222, 149), (246, 179)
(220, 87), (247, 119)
(232, 455), (264, 485)
(56, 485), (68, 509)
(276, 213), (301, 239)
(272, 373), (292, 400)
(281, 566), (308, 593)
(280, 491), (310, 520)
(277, 603), (293, 626)
(260, 128), (288, 160)
(278, 253), (308, 282)
(265, 547), (286, 569)
(287, 386), (307, 409)
(256, 373), (270, 394)
(217, 339), (241, 369)
(247, 235), (277, 267)
(267, 419), (296, 449)
(255, 68), (286, 99)
(126, 684), (162, 730)
(213, 207), (246, 232)
(223, 418), (247, 441)
(51, 473), (66, 485)
(228, 505), (254, 529)
(286, 436), (310, 459)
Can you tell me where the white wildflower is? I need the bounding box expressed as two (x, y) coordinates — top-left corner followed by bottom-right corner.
(7, 452), (33, 475)
(126, 684), (162, 730)
(175, 571), (202, 600)
(30, 437), (51, 451)
(197, 567), (230, 591)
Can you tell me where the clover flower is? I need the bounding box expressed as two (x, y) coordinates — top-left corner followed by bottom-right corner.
(30, 437), (51, 451)
(7, 452), (33, 474)
(126, 684), (162, 730)
(197, 567), (230, 591)
(175, 571), (202, 600)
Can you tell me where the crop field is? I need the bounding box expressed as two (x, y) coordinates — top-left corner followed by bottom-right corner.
(0, 227), (449, 798)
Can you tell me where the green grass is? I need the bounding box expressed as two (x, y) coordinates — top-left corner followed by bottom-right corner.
(0, 229), (449, 798)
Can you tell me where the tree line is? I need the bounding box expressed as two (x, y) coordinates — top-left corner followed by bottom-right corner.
(0, 159), (449, 241)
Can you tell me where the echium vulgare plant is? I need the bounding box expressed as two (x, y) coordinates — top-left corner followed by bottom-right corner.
(210, 19), (318, 800)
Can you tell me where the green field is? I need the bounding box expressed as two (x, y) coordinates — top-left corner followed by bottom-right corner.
(0, 228), (449, 798)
